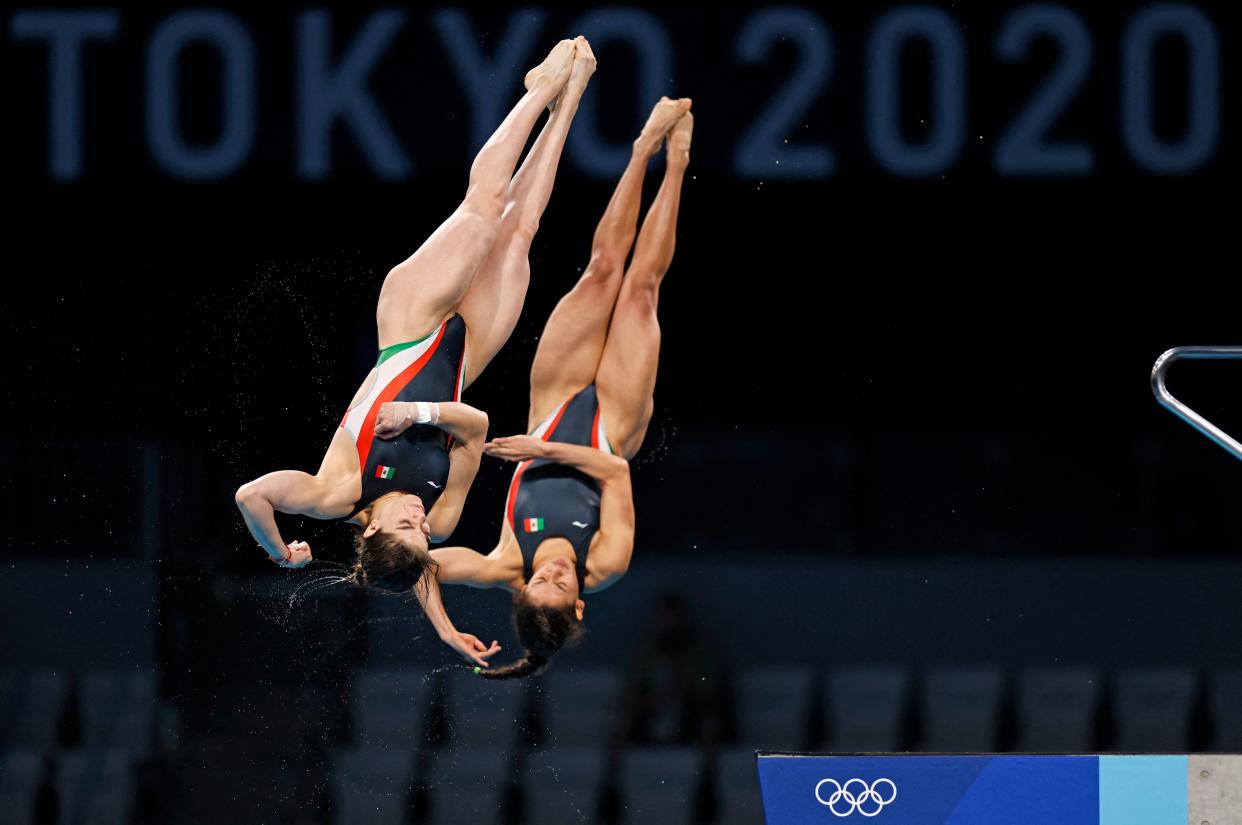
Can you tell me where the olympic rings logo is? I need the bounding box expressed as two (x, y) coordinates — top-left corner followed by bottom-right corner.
(814, 778), (897, 817)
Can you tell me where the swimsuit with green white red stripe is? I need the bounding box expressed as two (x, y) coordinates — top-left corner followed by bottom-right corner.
(506, 385), (613, 591)
(339, 315), (467, 519)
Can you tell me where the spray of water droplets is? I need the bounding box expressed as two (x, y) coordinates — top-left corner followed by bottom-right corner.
(630, 410), (677, 469)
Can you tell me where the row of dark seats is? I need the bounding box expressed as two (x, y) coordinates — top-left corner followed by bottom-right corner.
(347, 663), (1242, 753)
(322, 662), (1242, 825)
(7, 662), (1236, 825)
(0, 669), (160, 755)
(0, 749), (159, 825)
(331, 743), (759, 825)
(1, 670), (174, 825)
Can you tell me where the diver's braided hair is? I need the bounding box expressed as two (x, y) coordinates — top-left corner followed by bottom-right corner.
(480, 589), (585, 680)
(480, 652), (549, 681)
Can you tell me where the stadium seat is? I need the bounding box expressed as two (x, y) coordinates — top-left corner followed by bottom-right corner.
(81, 671), (157, 757)
(540, 666), (624, 748)
(443, 670), (531, 750)
(1014, 666), (1101, 752)
(1208, 668), (1242, 751)
(423, 748), (514, 825)
(735, 666), (814, 751)
(0, 670), (69, 750)
(350, 667), (433, 749)
(620, 746), (702, 825)
(330, 748), (416, 825)
(919, 666), (1005, 752)
(0, 750), (44, 825)
(520, 746), (607, 825)
(716, 747), (763, 825)
(823, 665), (910, 752)
(1112, 667), (1197, 752)
(56, 750), (135, 825)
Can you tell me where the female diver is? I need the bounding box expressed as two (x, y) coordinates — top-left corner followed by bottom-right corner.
(234, 38), (597, 668)
(428, 97), (694, 678)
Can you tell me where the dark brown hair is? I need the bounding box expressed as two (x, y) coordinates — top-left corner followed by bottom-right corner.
(480, 589), (586, 680)
(348, 530), (437, 596)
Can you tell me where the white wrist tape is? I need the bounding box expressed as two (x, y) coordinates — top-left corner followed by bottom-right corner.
(415, 401), (433, 424)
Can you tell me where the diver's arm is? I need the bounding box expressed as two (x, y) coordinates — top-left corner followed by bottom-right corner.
(234, 471), (328, 566)
(584, 462), (636, 589)
(483, 435), (629, 482)
(412, 573), (501, 668)
(425, 436), (485, 543)
(542, 442), (629, 481)
(374, 401), (488, 443)
(429, 546), (510, 588)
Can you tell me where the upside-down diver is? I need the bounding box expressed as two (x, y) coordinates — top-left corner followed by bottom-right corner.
(429, 96), (694, 678)
(234, 38), (597, 668)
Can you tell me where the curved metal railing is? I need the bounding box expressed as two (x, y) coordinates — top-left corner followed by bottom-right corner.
(1151, 346), (1242, 462)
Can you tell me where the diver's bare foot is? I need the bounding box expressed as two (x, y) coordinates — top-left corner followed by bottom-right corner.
(668, 111), (693, 167)
(634, 97), (692, 155)
(524, 39), (577, 104)
(562, 36), (596, 99)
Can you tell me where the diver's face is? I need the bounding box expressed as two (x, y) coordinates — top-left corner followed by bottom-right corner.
(368, 494), (431, 551)
(525, 558), (582, 611)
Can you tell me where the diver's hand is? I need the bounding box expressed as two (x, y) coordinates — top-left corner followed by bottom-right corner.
(374, 401), (416, 440)
(483, 435), (549, 462)
(443, 631), (502, 668)
(271, 540), (313, 569)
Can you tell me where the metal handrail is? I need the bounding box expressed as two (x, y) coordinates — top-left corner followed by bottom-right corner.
(1151, 346), (1242, 461)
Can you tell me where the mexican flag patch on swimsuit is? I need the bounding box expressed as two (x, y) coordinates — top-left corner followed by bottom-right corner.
(523, 517), (544, 533)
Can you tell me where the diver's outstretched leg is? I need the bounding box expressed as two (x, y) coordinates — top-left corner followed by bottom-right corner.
(375, 39), (576, 347)
(526, 97), (690, 428)
(457, 37), (596, 387)
(594, 110), (692, 458)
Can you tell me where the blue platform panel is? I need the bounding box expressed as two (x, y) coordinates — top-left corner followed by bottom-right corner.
(757, 753), (1189, 825)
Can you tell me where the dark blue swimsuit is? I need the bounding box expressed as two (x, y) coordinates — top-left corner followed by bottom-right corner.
(338, 315), (467, 519)
(505, 385), (613, 591)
